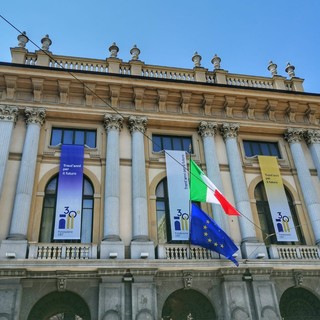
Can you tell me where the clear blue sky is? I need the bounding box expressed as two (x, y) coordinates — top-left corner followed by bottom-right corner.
(1, 0), (319, 93)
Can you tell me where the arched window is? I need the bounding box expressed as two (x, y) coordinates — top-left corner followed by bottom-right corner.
(156, 178), (170, 244)
(39, 175), (94, 243)
(255, 181), (305, 245)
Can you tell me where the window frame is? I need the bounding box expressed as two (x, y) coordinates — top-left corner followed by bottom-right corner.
(152, 134), (193, 153)
(243, 140), (281, 158)
(50, 127), (97, 148)
(39, 174), (94, 244)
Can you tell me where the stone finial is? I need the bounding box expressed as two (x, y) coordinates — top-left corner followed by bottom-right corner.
(285, 62), (295, 78)
(130, 44), (140, 60)
(41, 34), (52, 51)
(192, 52), (202, 67)
(211, 54), (221, 70)
(17, 32), (28, 48)
(268, 61), (278, 76)
(109, 42), (119, 58)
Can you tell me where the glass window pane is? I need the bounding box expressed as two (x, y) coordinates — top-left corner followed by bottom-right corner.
(182, 138), (192, 153)
(252, 142), (260, 156)
(51, 129), (62, 146)
(63, 130), (73, 145)
(46, 178), (57, 194)
(74, 131), (85, 145)
(269, 143), (280, 157)
(243, 141), (252, 157)
(83, 199), (93, 209)
(260, 143), (270, 155)
(162, 137), (172, 150)
(83, 179), (93, 195)
(153, 135), (162, 152)
(81, 208), (92, 243)
(156, 181), (164, 197)
(86, 131), (96, 148)
(172, 137), (182, 150)
(39, 208), (55, 243)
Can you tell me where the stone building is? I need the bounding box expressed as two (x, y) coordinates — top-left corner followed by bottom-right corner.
(0, 33), (320, 319)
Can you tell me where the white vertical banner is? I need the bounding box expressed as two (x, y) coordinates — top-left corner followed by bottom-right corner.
(258, 156), (298, 242)
(165, 150), (190, 241)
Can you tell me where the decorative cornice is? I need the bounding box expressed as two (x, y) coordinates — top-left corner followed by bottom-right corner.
(128, 116), (147, 134)
(284, 128), (305, 144)
(0, 105), (19, 123)
(304, 129), (320, 145)
(103, 114), (123, 132)
(198, 121), (218, 138)
(25, 107), (46, 126)
(220, 123), (239, 140)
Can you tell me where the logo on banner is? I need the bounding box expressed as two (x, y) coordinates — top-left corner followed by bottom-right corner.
(258, 156), (298, 242)
(54, 145), (84, 240)
(165, 150), (190, 241)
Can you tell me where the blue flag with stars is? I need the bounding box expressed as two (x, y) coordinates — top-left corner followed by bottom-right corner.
(190, 204), (239, 266)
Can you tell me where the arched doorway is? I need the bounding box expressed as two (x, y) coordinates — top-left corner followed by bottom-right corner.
(280, 287), (320, 320)
(162, 289), (216, 320)
(28, 291), (91, 320)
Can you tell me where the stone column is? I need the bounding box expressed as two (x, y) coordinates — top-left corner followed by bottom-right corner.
(0, 108), (45, 259)
(128, 116), (154, 259)
(9, 107), (46, 239)
(220, 123), (267, 259)
(305, 129), (320, 180)
(0, 105), (19, 197)
(285, 128), (320, 244)
(198, 121), (229, 233)
(100, 114), (125, 259)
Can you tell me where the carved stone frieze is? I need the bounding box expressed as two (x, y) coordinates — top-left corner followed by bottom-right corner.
(198, 121), (218, 137)
(220, 122), (239, 140)
(284, 128), (305, 144)
(0, 105), (19, 123)
(103, 114), (124, 132)
(304, 129), (320, 145)
(128, 116), (147, 134)
(25, 107), (46, 126)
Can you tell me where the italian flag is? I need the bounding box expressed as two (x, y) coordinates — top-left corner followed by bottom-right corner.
(190, 160), (240, 216)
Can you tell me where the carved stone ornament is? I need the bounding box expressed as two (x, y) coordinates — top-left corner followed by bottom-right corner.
(183, 272), (193, 289)
(127, 116), (147, 134)
(198, 121), (218, 138)
(57, 277), (67, 291)
(294, 271), (304, 287)
(103, 114), (123, 132)
(284, 128), (304, 144)
(25, 107), (46, 126)
(304, 129), (320, 145)
(220, 123), (239, 140)
(0, 105), (19, 123)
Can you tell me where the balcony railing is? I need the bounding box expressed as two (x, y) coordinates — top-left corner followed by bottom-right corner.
(28, 243), (98, 259)
(9, 48), (304, 92)
(268, 245), (320, 260)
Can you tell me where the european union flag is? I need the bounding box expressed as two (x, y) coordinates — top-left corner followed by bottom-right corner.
(190, 204), (239, 266)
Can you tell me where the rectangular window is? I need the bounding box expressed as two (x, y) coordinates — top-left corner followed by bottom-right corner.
(152, 134), (193, 153)
(51, 128), (96, 148)
(243, 140), (281, 158)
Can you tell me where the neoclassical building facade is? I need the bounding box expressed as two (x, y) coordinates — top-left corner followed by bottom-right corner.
(0, 34), (320, 319)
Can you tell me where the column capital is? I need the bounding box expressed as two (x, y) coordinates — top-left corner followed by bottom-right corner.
(25, 107), (46, 126)
(198, 121), (218, 137)
(220, 123), (239, 140)
(0, 105), (19, 123)
(284, 128), (304, 144)
(103, 114), (123, 132)
(128, 116), (147, 134)
(304, 129), (320, 145)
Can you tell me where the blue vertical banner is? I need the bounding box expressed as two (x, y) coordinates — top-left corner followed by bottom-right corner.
(54, 145), (84, 240)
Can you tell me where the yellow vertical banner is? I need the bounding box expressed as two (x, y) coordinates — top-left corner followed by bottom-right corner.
(258, 156), (298, 242)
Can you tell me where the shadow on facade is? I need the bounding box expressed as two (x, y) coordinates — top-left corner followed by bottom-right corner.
(27, 291), (91, 320)
(162, 288), (216, 320)
(280, 287), (320, 320)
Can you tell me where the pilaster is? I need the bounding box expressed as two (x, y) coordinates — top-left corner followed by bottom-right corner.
(305, 129), (320, 180)
(128, 116), (154, 259)
(100, 114), (124, 259)
(284, 128), (320, 244)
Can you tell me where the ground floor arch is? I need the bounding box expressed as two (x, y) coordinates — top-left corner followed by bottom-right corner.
(162, 288), (216, 320)
(280, 287), (320, 320)
(27, 291), (91, 320)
